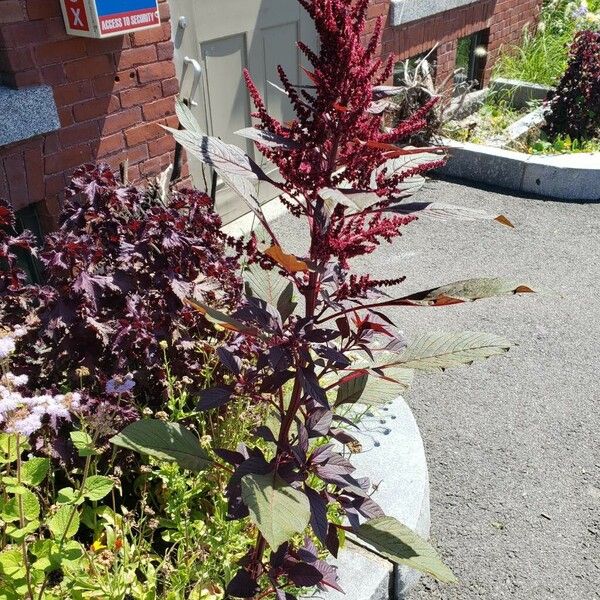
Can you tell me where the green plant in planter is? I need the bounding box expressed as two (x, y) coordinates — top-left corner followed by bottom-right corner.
(111, 1), (534, 598)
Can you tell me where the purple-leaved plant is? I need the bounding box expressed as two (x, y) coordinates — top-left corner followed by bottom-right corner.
(111, 1), (534, 597)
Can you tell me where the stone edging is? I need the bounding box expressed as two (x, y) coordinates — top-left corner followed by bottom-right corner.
(302, 397), (431, 600)
(437, 137), (600, 201)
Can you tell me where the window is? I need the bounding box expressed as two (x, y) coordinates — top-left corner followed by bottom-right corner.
(455, 30), (489, 91)
(393, 50), (437, 86)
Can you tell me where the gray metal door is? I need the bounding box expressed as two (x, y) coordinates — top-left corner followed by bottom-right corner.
(169, 0), (317, 223)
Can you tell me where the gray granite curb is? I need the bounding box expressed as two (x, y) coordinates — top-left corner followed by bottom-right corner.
(302, 397), (431, 600)
(437, 138), (600, 201)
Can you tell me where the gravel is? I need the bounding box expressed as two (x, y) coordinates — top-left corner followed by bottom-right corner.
(272, 177), (600, 600)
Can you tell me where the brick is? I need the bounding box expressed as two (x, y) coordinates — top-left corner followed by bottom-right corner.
(0, 20), (46, 46)
(156, 41), (174, 62)
(161, 76), (179, 97)
(53, 80), (93, 107)
(26, 0), (62, 20)
(35, 39), (87, 66)
(137, 60), (176, 84)
(0, 0), (25, 24)
(73, 95), (120, 122)
(45, 144), (94, 175)
(24, 146), (44, 202)
(93, 70), (137, 96)
(59, 121), (100, 148)
(120, 81), (163, 108)
(57, 106), (74, 128)
(5, 153), (28, 210)
(139, 156), (162, 177)
(40, 63), (65, 85)
(64, 55), (115, 81)
(148, 134), (176, 158)
(116, 45), (157, 70)
(132, 22), (171, 46)
(96, 132), (125, 157)
(44, 172), (66, 197)
(124, 122), (162, 147)
(101, 106), (142, 135)
(12, 69), (41, 87)
(142, 96), (175, 121)
(86, 36), (128, 56)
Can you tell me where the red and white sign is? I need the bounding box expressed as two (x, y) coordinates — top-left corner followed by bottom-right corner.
(64, 0), (91, 32)
(60, 0), (161, 39)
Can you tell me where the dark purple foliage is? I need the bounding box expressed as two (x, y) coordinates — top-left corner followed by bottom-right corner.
(544, 30), (600, 140)
(1, 164), (243, 405)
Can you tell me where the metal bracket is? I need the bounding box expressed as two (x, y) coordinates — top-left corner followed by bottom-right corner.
(181, 56), (202, 107)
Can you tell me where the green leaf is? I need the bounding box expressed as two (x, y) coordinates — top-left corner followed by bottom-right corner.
(110, 419), (212, 472)
(396, 278), (534, 306)
(241, 473), (311, 550)
(6, 519), (39, 542)
(1, 489), (40, 522)
(0, 434), (28, 465)
(0, 549), (26, 579)
(82, 476), (114, 501)
(354, 516), (457, 583)
(21, 458), (50, 486)
(386, 332), (512, 372)
(48, 505), (79, 540)
(56, 487), (84, 506)
(69, 431), (96, 457)
(335, 368), (414, 407)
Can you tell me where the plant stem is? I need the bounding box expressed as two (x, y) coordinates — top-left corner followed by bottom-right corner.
(16, 435), (35, 600)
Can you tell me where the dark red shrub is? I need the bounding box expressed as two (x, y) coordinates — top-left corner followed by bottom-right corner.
(544, 30), (600, 140)
(1, 165), (243, 404)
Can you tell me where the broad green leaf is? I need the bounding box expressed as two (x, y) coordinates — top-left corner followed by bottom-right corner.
(48, 505), (79, 539)
(56, 487), (84, 505)
(70, 431), (95, 457)
(0, 549), (26, 579)
(110, 419), (212, 472)
(82, 476), (114, 501)
(241, 473), (311, 550)
(235, 127), (299, 149)
(175, 98), (204, 136)
(335, 368), (414, 407)
(354, 516), (457, 583)
(386, 332), (511, 372)
(6, 519), (39, 542)
(21, 457), (50, 486)
(396, 278), (534, 306)
(0, 433), (28, 465)
(1, 489), (40, 522)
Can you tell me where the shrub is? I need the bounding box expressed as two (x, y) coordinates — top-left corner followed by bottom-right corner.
(543, 30), (600, 140)
(112, 0), (533, 598)
(1, 165), (243, 405)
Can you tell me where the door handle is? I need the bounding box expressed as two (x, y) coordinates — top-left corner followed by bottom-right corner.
(181, 56), (202, 107)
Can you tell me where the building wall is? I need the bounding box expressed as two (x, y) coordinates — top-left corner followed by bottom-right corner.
(366, 0), (543, 88)
(0, 0), (180, 229)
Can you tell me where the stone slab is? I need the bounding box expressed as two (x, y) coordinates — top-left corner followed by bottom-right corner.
(300, 397), (432, 600)
(390, 0), (482, 26)
(490, 78), (553, 109)
(437, 137), (600, 201)
(0, 84), (60, 147)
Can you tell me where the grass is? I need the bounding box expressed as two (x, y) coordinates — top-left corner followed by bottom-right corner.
(493, 0), (600, 86)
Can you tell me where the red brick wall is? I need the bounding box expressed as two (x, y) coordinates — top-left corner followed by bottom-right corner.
(0, 0), (179, 228)
(365, 0), (543, 88)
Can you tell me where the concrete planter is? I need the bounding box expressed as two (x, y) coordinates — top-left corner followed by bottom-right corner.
(302, 398), (431, 600)
(438, 79), (600, 201)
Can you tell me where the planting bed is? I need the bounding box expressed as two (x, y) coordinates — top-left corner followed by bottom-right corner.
(437, 80), (600, 201)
